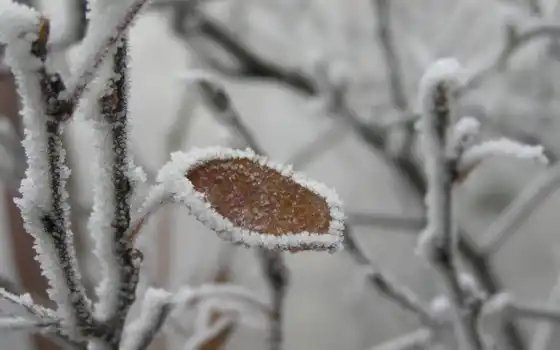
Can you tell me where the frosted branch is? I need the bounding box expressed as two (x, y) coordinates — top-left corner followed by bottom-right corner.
(0, 4), (94, 339)
(458, 138), (549, 175)
(88, 36), (142, 347)
(0, 288), (55, 320)
(481, 163), (560, 255)
(417, 58), (484, 350)
(0, 316), (58, 332)
(63, 0), (152, 117)
(120, 284), (270, 350)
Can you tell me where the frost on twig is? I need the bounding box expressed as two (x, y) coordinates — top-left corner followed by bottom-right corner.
(457, 138), (549, 177)
(119, 288), (172, 350)
(155, 146), (345, 252)
(416, 58), (484, 350)
(64, 0), (153, 115)
(87, 35), (143, 347)
(120, 284), (271, 350)
(0, 2), (94, 339)
(0, 316), (57, 332)
(417, 57), (550, 350)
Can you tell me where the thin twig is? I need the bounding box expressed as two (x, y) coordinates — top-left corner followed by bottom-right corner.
(369, 328), (432, 350)
(344, 227), (439, 328)
(481, 163), (560, 255)
(347, 212), (425, 231)
(529, 267), (560, 350)
(419, 65), (484, 349)
(88, 35), (142, 348)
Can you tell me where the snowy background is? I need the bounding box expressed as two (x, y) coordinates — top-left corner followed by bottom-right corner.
(3, 0), (560, 349)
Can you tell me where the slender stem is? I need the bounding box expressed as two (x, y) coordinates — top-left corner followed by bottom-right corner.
(344, 227), (438, 328)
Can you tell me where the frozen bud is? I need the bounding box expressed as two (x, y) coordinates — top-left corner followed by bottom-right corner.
(156, 147), (345, 252)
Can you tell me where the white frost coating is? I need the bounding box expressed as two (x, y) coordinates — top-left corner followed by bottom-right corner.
(155, 147), (346, 252)
(417, 58), (463, 255)
(64, 0), (151, 102)
(125, 184), (171, 241)
(0, 317), (50, 332)
(117, 284), (269, 350)
(458, 137), (549, 174)
(4, 12), (89, 336)
(119, 288), (172, 350)
(417, 57), (462, 118)
(0, 289), (54, 319)
(87, 118), (122, 321)
(0, 2), (40, 45)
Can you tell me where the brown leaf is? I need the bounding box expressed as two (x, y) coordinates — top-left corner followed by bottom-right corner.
(159, 148), (345, 252)
(187, 158), (330, 236)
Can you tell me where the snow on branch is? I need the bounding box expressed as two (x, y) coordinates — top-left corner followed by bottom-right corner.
(87, 34), (143, 348)
(416, 58), (485, 350)
(119, 288), (172, 350)
(120, 284), (271, 350)
(0, 288), (55, 320)
(458, 138), (548, 176)
(0, 316), (58, 332)
(63, 0), (152, 115)
(154, 146), (345, 252)
(0, 2), (94, 339)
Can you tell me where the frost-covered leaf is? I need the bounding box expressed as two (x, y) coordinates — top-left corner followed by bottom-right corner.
(156, 147), (345, 252)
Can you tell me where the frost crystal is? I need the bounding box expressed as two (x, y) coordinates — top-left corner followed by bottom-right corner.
(156, 147), (345, 252)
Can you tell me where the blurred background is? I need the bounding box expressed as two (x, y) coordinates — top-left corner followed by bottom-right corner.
(2, 0), (560, 349)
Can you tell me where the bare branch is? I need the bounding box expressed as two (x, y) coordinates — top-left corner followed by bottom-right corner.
(344, 227), (439, 328)
(348, 212), (425, 231)
(481, 163), (560, 255)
